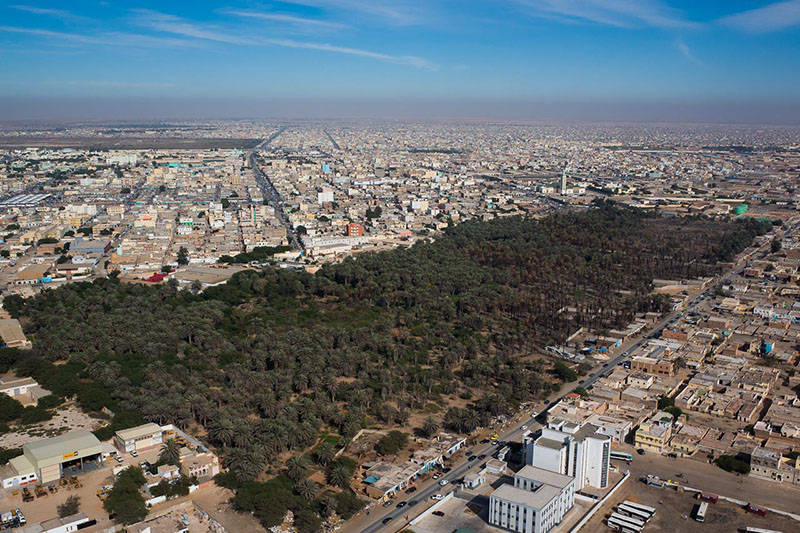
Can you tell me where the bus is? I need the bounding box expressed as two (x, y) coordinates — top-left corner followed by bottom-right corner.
(607, 512), (644, 532)
(617, 504), (653, 523)
(610, 451), (634, 462)
(606, 516), (641, 533)
(694, 501), (708, 522)
(622, 501), (657, 518)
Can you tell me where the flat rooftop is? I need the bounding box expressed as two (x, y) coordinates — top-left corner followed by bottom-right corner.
(24, 430), (100, 461)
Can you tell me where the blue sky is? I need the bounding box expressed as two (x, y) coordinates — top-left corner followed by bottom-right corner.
(1, 1), (800, 121)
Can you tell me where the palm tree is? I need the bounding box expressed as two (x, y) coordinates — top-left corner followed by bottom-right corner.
(421, 417), (439, 438)
(286, 456), (307, 483)
(322, 496), (338, 517)
(159, 438), (181, 465)
(209, 418), (235, 446)
(464, 410), (480, 432)
(327, 463), (351, 488)
(294, 478), (318, 502)
(314, 442), (335, 466)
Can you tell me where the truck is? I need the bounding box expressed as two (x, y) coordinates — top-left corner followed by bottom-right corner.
(0, 509), (27, 530)
(698, 492), (718, 504)
(643, 475), (664, 488)
(745, 504), (768, 517)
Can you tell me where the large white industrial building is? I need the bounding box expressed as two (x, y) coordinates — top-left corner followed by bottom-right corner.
(521, 418), (611, 490)
(489, 466), (575, 533)
(1, 430), (103, 487)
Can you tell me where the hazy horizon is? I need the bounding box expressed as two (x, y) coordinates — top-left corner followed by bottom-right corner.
(2, 97), (800, 125)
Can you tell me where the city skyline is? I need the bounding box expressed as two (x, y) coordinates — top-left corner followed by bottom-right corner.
(2, 1), (800, 123)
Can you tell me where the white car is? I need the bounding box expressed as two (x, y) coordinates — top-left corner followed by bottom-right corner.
(130, 450), (139, 457)
(439, 479), (449, 486)
(431, 494), (444, 500)
(521, 425), (528, 430)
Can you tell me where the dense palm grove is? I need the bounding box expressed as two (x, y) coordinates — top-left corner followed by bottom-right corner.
(2, 203), (771, 530)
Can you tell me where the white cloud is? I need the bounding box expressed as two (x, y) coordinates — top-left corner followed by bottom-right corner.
(222, 9), (348, 30)
(515, 0), (696, 29)
(10, 5), (88, 22)
(718, 0), (800, 33)
(135, 10), (436, 69)
(0, 25), (203, 48)
(267, 38), (436, 68)
(674, 37), (701, 65)
(278, 0), (424, 26)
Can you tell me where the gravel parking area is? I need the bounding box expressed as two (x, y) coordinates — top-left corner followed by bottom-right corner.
(580, 478), (800, 533)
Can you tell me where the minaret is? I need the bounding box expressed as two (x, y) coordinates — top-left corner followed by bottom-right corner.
(560, 167), (568, 195)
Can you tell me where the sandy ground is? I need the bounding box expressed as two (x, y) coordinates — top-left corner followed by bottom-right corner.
(615, 442), (800, 515)
(0, 405), (102, 449)
(0, 443), (262, 533)
(580, 477), (800, 533)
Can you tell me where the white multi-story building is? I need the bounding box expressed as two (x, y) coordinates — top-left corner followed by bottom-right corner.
(521, 418), (610, 490)
(489, 466), (575, 533)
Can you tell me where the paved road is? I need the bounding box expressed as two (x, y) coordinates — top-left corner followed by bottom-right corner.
(323, 129), (340, 150)
(248, 133), (304, 252)
(351, 220), (797, 533)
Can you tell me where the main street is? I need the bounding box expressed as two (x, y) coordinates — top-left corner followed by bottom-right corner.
(350, 219), (796, 533)
(248, 128), (305, 252)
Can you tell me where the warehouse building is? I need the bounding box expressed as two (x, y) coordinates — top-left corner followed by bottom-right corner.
(1, 430), (103, 487)
(114, 423), (163, 453)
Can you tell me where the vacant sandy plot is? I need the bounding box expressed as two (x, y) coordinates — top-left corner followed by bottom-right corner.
(0, 405), (102, 449)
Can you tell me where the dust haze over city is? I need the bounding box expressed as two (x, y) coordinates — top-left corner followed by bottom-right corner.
(0, 2), (799, 533)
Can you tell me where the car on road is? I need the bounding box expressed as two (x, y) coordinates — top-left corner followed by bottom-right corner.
(439, 480), (449, 486)
(480, 439), (490, 444)
(382, 500), (393, 507)
(382, 517), (393, 525)
(442, 467), (452, 473)
(637, 449), (646, 455)
(465, 451), (473, 456)
(521, 425), (528, 430)
(396, 501), (407, 509)
(405, 487), (417, 494)
(468, 456), (477, 461)
(432, 511), (445, 517)
(431, 494), (444, 500)
(478, 454), (486, 460)
(408, 500), (418, 507)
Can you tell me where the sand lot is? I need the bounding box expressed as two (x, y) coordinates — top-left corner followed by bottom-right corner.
(0, 405), (102, 449)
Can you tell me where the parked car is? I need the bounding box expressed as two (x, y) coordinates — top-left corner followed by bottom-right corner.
(636, 449), (646, 455)
(431, 494), (444, 501)
(465, 451), (473, 456)
(433, 473), (441, 480)
(432, 511), (445, 517)
(478, 454), (486, 460)
(396, 501), (407, 509)
(382, 500), (393, 508)
(439, 480), (449, 486)
(130, 451), (138, 457)
(408, 500), (418, 507)
(468, 456), (477, 462)
(115, 456), (123, 463)
(521, 425), (528, 430)
(405, 486), (417, 494)
(382, 517), (393, 525)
